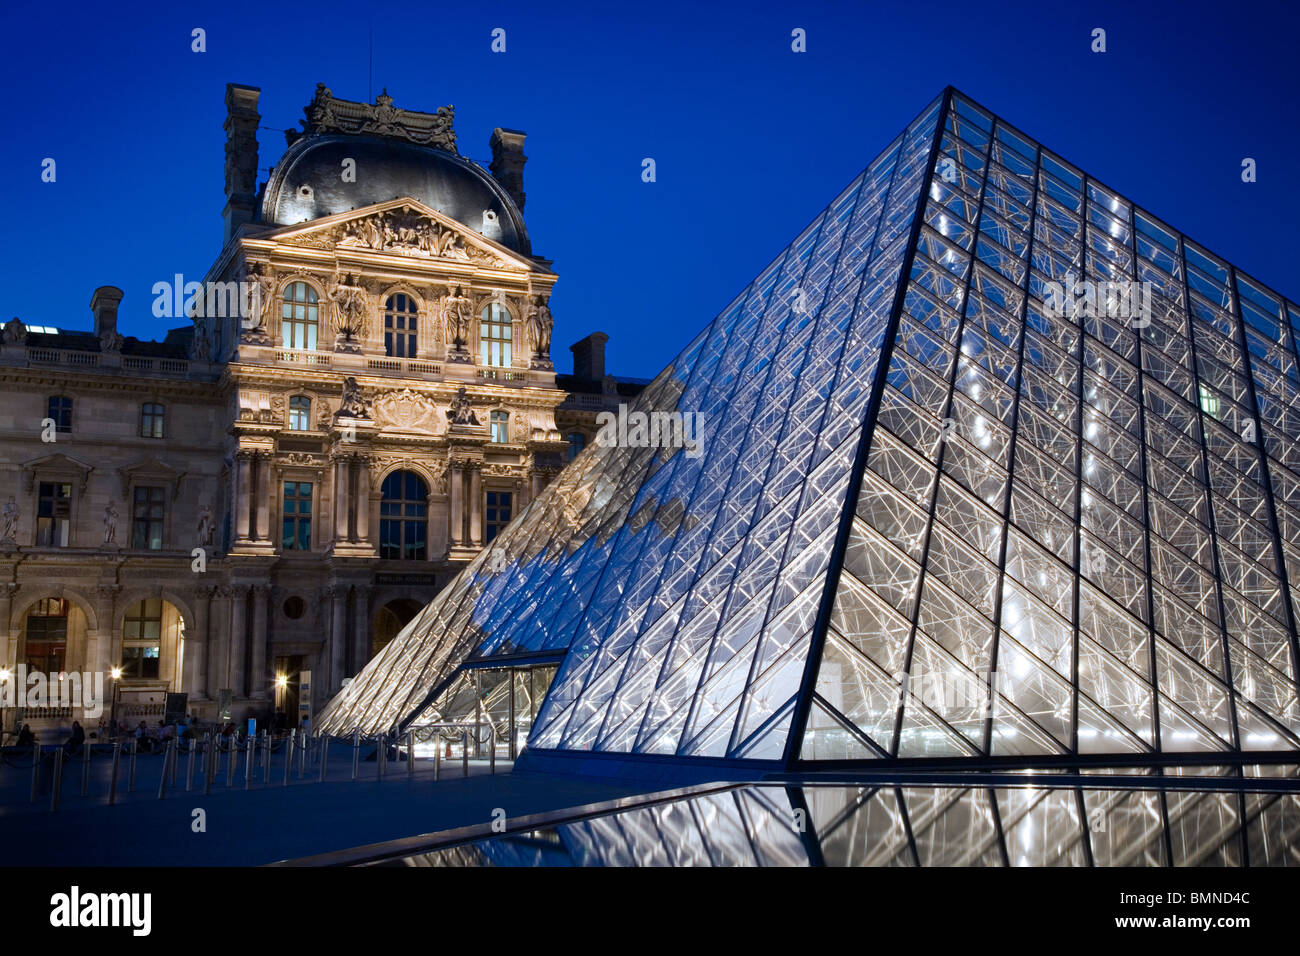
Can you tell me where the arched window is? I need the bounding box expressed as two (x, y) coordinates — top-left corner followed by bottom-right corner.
(289, 395), (311, 431)
(567, 432), (586, 461)
(140, 402), (165, 438)
(384, 294), (418, 358)
(380, 470), (428, 560)
(480, 302), (512, 367)
(280, 281), (319, 350)
(490, 410), (509, 443)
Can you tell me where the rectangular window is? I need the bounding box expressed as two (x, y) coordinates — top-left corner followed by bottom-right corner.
(140, 402), (165, 438)
(289, 396), (311, 431)
(491, 411), (509, 443)
(36, 482), (72, 547)
(24, 598), (68, 674)
(121, 645), (161, 680)
(130, 486), (165, 550)
(121, 597), (163, 680)
(47, 396), (72, 433)
(485, 490), (513, 542)
(282, 481), (312, 551)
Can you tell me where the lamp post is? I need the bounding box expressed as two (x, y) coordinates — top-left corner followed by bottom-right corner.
(109, 666), (122, 739)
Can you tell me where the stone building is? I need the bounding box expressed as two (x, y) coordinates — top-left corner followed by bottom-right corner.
(0, 83), (641, 736)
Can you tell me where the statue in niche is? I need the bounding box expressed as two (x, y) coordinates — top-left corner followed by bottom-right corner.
(526, 295), (554, 367)
(103, 501), (119, 545)
(1, 496), (18, 541)
(445, 386), (479, 427)
(197, 504), (215, 547)
(327, 271), (369, 351)
(241, 263), (275, 344)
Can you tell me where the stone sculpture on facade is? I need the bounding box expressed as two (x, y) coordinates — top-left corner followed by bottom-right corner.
(446, 386), (480, 427)
(1, 317), (26, 345)
(327, 271), (369, 352)
(526, 295), (555, 369)
(103, 501), (119, 545)
(443, 286), (473, 362)
(241, 263), (275, 344)
(1, 496), (18, 542)
(197, 504), (215, 546)
(336, 377), (371, 419)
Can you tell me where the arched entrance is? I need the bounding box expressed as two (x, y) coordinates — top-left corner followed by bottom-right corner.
(372, 598), (423, 659)
(113, 598), (186, 729)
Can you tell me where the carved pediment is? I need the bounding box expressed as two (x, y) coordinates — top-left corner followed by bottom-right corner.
(22, 453), (95, 493)
(373, 388), (443, 435)
(271, 200), (525, 271)
(118, 459), (187, 500)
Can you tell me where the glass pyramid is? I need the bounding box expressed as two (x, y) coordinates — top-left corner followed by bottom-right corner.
(318, 88), (1300, 772)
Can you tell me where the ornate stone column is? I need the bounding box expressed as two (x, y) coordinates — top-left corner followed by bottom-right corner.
(333, 456), (350, 543)
(250, 584), (269, 700)
(185, 585), (213, 700)
(228, 585), (249, 698)
(351, 586), (371, 674)
(469, 462), (483, 547)
(449, 460), (464, 547)
(235, 452), (252, 541)
(354, 456), (371, 543)
(1, 582), (19, 672)
(254, 452), (271, 541)
(328, 586), (348, 693)
(93, 584), (120, 678)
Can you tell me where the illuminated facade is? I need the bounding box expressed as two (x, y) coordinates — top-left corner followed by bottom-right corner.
(0, 83), (641, 734)
(318, 88), (1300, 777)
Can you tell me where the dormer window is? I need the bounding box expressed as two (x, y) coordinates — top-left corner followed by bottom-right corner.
(480, 303), (512, 367)
(384, 294), (418, 358)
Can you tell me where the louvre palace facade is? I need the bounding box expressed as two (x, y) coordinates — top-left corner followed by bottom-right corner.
(0, 83), (640, 734)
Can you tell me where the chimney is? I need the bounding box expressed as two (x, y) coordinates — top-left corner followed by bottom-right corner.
(223, 83), (262, 244)
(570, 332), (609, 382)
(489, 128), (527, 212)
(90, 286), (124, 339)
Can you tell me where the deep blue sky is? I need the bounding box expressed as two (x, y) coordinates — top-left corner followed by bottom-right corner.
(2, 0), (1297, 379)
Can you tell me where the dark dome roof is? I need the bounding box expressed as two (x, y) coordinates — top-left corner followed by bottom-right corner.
(259, 134), (530, 254)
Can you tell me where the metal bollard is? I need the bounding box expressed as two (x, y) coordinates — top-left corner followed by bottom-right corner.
(298, 730), (307, 778)
(434, 735), (441, 781)
(318, 735), (329, 783)
(378, 733), (386, 781)
(284, 732), (294, 786)
(490, 725), (496, 775)
(203, 737), (213, 796)
(462, 730), (469, 778)
(186, 738), (196, 791)
(128, 738), (137, 793)
(407, 730), (415, 778)
(171, 738), (180, 787)
(30, 744), (40, 802)
(108, 742), (121, 805)
(81, 744), (91, 797)
(158, 739), (174, 799)
(351, 729), (360, 780)
(263, 732), (271, 782)
(227, 735), (237, 788)
(245, 734), (253, 789)
(51, 747), (64, 811)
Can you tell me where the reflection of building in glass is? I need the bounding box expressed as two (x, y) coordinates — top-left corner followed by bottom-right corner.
(319, 89), (1300, 779)
(385, 780), (1300, 867)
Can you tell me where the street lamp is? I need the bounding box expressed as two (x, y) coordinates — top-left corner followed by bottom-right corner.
(109, 666), (122, 738)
